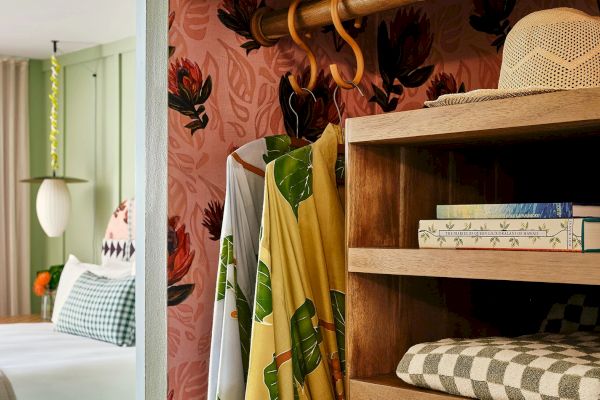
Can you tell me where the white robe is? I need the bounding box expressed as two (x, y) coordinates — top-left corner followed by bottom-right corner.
(208, 135), (294, 400)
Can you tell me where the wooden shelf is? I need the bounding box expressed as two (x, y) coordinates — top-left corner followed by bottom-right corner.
(348, 248), (600, 285)
(350, 374), (466, 400)
(346, 88), (600, 145)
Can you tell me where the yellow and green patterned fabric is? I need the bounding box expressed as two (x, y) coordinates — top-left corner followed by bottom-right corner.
(209, 135), (300, 400)
(246, 124), (346, 400)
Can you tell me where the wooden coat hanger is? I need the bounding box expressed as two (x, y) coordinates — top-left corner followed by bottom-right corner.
(329, 0), (365, 90)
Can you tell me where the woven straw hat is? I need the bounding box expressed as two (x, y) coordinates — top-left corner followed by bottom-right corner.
(425, 8), (600, 107)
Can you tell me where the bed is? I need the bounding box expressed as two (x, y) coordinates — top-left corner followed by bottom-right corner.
(0, 199), (136, 400)
(0, 323), (135, 400)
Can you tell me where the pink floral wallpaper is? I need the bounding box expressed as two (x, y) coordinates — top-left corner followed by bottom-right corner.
(167, 0), (599, 398)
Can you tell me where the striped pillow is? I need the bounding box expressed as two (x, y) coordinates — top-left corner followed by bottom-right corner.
(55, 271), (135, 346)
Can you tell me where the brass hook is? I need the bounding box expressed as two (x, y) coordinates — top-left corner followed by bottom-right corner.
(329, 0), (365, 90)
(288, 0), (318, 95)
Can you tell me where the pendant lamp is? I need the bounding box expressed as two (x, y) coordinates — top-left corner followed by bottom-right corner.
(22, 40), (86, 237)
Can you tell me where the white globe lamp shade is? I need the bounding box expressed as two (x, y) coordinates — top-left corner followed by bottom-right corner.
(36, 179), (71, 237)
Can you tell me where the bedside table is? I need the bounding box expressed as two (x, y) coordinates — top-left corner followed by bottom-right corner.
(0, 314), (45, 324)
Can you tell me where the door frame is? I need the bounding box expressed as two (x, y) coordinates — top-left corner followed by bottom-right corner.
(135, 0), (168, 398)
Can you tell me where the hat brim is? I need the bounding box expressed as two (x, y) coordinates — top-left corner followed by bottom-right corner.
(424, 87), (563, 108)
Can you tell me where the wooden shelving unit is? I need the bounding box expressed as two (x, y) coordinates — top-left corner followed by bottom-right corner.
(345, 88), (600, 400)
(348, 248), (600, 285)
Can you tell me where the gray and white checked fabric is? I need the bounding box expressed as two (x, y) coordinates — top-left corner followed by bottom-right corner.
(397, 332), (600, 400)
(55, 271), (136, 347)
(541, 294), (600, 334)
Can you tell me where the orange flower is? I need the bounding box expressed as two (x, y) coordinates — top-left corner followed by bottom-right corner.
(33, 271), (51, 296)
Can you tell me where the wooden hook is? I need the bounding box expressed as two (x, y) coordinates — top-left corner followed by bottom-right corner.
(329, 0), (365, 89)
(288, 0), (318, 95)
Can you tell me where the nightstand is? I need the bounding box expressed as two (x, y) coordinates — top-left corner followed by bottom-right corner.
(0, 314), (45, 324)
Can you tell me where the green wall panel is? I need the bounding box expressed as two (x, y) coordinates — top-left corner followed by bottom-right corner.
(29, 38), (135, 311)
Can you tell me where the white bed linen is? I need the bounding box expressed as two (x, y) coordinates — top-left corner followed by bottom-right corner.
(0, 322), (135, 400)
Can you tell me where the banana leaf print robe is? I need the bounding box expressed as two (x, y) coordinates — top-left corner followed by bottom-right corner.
(246, 124), (346, 400)
(209, 135), (301, 400)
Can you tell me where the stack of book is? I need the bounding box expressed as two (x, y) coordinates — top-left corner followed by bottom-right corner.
(418, 203), (600, 252)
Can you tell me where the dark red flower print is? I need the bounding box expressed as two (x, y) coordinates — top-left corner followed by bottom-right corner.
(167, 216), (195, 306)
(217, 0), (265, 54)
(280, 68), (343, 142)
(167, 390), (174, 400)
(202, 200), (224, 242)
(426, 72), (466, 101)
(369, 8), (434, 112)
(469, 0), (516, 51)
(168, 11), (176, 58)
(321, 17), (368, 52)
(168, 58), (212, 135)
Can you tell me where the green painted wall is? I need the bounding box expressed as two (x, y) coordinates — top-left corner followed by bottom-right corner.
(29, 38), (136, 311)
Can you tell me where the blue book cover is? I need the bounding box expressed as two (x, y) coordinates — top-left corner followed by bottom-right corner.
(436, 203), (573, 219)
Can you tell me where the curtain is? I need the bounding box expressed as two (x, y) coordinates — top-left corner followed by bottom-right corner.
(0, 58), (30, 316)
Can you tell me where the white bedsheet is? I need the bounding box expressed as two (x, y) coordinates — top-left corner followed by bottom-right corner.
(0, 323), (135, 400)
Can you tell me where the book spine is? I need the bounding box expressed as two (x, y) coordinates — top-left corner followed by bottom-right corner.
(436, 203), (573, 219)
(418, 218), (583, 251)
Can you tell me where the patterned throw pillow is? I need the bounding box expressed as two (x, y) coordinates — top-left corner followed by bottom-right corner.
(55, 271), (136, 346)
(102, 198), (135, 265)
(540, 294), (600, 334)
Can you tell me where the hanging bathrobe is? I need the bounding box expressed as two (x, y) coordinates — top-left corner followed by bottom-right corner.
(246, 124), (346, 400)
(209, 135), (300, 400)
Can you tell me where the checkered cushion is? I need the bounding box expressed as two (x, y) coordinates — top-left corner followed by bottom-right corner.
(541, 294), (600, 334)
(397, 332), (600, 400)
(55, 271), (136, 346)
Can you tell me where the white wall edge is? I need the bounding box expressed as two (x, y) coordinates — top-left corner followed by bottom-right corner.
(135, 0), (168, 398)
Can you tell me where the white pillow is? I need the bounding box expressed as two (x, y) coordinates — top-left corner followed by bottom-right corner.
(52, 254), (133, 323)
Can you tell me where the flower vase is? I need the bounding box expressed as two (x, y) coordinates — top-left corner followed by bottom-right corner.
(41, 290), (54, 321)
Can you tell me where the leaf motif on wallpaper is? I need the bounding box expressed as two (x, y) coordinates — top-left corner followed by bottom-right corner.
(280, 68), (342, 142)
(202, 200), (224, 241)
(219, 39), (256, 103)
(182, 0), (211, 41)
(217, 0), (266, 54)
(369, 8), (434, 112)
(262, 44), (297, 78)
(255, 83), (281, 136)
(229, 94), (251, 122)
(201, 52), (225, 141)
(469, 0), (516, 51)
(425, 72), (466, 102)
(321, 17), (368, 52)
(431, 3), (463, 54)
(167, 216), (196, 306)
(168, 361), (206, 400)
(169, 11), (176, 57)
(168, 58), (213, 135)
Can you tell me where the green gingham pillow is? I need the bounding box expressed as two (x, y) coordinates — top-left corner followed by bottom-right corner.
(55, 271), (135, 346)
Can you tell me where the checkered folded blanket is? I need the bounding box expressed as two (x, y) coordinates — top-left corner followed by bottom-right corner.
(397, 332), (600, 400)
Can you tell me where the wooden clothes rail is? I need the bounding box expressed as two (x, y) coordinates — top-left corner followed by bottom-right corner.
(250, 0), (423, 46)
